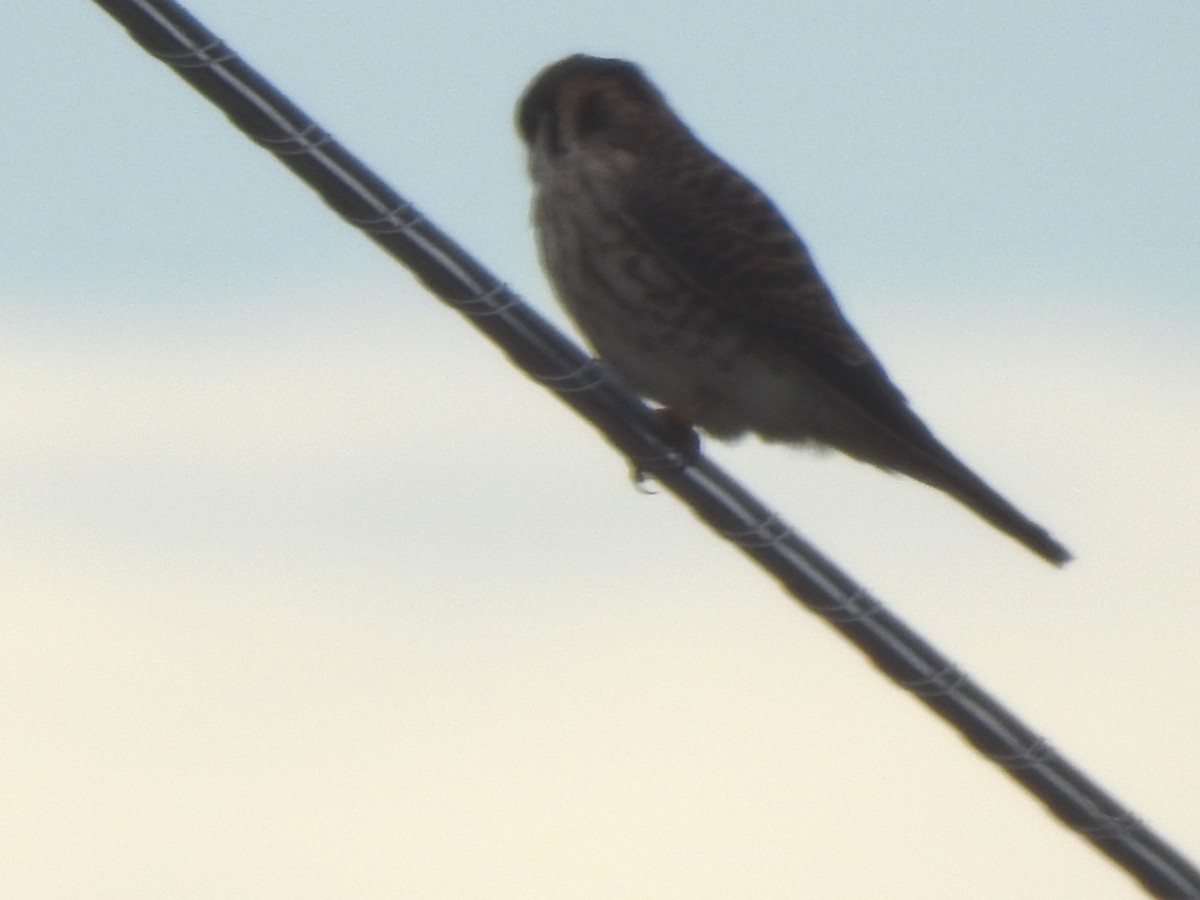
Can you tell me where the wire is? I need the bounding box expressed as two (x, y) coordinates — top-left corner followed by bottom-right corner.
(89, 1), (1200, 895)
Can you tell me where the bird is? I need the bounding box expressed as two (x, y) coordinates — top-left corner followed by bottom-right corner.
(515, 54), (1070, 566)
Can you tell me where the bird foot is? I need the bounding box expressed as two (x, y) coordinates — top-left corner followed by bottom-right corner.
(629, 408), (702, 490)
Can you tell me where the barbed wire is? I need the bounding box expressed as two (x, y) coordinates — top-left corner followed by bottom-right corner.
(90, 1), (1200, 895)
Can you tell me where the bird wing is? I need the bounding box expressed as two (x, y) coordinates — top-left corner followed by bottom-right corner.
(622, 150), (923, 429)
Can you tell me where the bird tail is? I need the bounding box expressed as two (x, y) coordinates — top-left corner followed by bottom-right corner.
(923, 452), (1071, 566)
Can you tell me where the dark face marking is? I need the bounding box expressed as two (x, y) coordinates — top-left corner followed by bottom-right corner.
(574, 91), (611, 140)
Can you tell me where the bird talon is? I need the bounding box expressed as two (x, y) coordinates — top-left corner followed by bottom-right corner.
(624, 409), (701, 490)
(629, 464), (659, 493)
(655, 408), (702, 464)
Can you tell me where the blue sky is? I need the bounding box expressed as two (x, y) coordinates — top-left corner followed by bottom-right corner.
(4, 3), (1199, 897)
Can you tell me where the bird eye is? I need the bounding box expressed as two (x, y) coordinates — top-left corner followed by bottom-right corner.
(575, 91), (611, 138)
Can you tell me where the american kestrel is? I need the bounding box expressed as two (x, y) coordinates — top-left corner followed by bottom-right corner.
(517, 54), (1069, 565)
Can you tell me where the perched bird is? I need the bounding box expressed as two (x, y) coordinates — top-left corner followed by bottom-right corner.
(516, 54), (1070, 566)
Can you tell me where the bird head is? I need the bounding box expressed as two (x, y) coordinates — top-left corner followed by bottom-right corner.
(516, 55), (675, 172)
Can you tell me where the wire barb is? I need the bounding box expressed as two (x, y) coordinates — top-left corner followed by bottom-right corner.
(148, 36), (233, 69)
(899, 661), (971, 698)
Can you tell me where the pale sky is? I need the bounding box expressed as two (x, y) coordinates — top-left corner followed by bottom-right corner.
(3, 3), (1199, 897)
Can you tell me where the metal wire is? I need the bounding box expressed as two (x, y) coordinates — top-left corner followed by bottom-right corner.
(90, 1), (1200, 895)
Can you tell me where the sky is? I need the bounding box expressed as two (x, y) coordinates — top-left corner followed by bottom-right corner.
(3, 2), (1199, 897)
